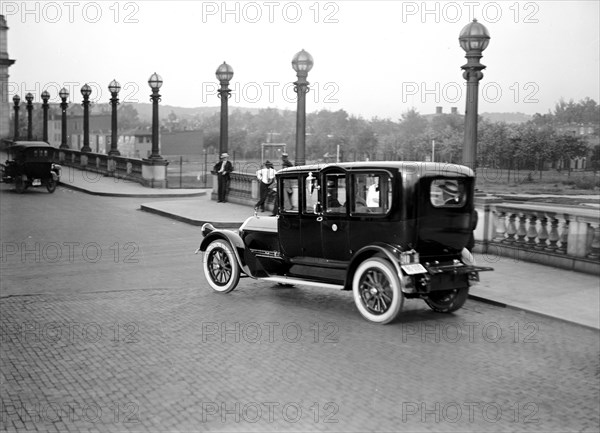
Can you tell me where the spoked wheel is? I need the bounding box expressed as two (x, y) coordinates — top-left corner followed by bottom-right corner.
(46, 178), (57, 193)
(425, 287), (469, 313)
(352, 257), (403, 324)
(15, 176), (26, 194)
(203, 239), (240, 293)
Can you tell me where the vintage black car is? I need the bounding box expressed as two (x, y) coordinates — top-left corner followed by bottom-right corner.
(2, 141), (61, 193)
(197, 162), (492, 324)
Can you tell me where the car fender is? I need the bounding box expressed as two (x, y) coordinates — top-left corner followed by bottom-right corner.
(197, 223), (252, 276)
(344, 242), (406, 290)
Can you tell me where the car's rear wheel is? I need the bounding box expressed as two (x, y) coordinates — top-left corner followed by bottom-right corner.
(425, 287), (469, 313)
(203, 239), (240, 293)
(15, 176), (26, 194)
(352, 258), (403, 324)
(46, 178), (57, 193)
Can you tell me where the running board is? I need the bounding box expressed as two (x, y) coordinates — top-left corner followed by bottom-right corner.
(261, 276), (344, 290)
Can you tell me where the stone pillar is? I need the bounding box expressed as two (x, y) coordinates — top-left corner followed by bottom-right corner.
(142, 158), (169, 188)
(0, 15), (16, 139)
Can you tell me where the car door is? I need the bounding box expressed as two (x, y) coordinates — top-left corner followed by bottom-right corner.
(300, 171), (322, 257)
(321, 169), (351, 261)
(277, 175), (302, 257)
(348, 170), (397, 253)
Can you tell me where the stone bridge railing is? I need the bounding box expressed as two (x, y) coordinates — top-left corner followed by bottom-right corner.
(212, 172), (275, 208)
(57, 149), (146, 184)
(475, 197), (599, 275)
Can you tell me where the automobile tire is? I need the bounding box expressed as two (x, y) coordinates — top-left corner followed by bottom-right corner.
(352, 257), (403, 324)
(425, 287), (469, 313)
(203, 239), (240, 293)
(46, 178), (57, 193)
(15, 176), (26, 194)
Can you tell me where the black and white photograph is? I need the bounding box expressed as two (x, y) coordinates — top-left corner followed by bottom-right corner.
(1, 1), (599, 432)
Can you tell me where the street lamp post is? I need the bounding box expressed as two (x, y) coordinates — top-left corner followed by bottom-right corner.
(41, 90), (50, 142)
(216, 62), (234, 156)
(59, 88), (69, 149)
(108, 79), (121, 156)
(25, 92), (33, 140)
(148, 72), (163, 160)
(80, 84), (92, 152)
(459, 19), (490, 172)
(12, 94), (20, 142)
(291, 49), (313, 166)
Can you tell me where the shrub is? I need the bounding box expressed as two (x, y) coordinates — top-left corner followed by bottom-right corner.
(562, 177), (600, 190)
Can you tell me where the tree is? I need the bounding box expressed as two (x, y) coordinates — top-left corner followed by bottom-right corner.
(398, 109), (428, 160)
(118, 104), (140, 130)
(552, 133), (589, 174)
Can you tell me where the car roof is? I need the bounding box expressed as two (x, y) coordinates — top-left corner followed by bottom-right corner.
(277, 161), (474, 177)
(10, 141), (56, 150)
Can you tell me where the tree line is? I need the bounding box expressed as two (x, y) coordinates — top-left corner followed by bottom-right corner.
(196, 97), (599, 172)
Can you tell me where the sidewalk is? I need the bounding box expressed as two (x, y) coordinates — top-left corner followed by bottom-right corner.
(56, 165), (599, 330)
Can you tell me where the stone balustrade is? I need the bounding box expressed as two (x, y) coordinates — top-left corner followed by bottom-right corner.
(55, 148), (165, 188)
(58, 149), (145, 184)
(212, 172), (276, 209)
(475, 197), (600, 275)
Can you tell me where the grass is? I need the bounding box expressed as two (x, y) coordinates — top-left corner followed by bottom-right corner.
(475, 168), (600, 205)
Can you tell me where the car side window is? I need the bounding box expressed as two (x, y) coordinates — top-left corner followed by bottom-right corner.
(324, 174), (346, 214)
(281, 177), (299, 213)
(352, 173), (392, 214)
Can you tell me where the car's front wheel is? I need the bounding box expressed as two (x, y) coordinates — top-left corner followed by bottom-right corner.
(352, 257), (403, 324)
(425, 287), (469, 313)
(203, 239), (240, 293)
(46, 178), (57, 193)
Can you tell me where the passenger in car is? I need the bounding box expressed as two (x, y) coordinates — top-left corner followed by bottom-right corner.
(326, 180), (344, 212)
(366, 179), (379, 207)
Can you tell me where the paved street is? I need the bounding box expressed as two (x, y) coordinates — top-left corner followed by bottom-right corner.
(1, 183), (599, 432)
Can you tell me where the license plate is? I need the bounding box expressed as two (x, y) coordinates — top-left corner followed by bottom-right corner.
(401, 263), (427, 275)
(32, 179), (41, 186)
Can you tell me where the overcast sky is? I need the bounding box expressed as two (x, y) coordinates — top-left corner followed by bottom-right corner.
(3, 0), (599, 119)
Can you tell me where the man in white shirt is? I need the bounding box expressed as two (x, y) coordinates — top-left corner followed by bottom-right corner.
(254, 160), (275, 213)
(366, 178), (379, 207)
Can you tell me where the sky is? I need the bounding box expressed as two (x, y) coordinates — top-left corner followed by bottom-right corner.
(3, 0), (600, 120)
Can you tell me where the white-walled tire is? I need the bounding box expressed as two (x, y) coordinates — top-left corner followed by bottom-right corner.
(352, 258), (403, 324)
(203, 239), (240, 293)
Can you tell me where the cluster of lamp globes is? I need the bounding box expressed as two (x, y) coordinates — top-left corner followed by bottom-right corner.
(12, 19), (489, 106)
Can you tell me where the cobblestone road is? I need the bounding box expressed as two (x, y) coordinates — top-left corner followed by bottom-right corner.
(1, 184), (599, 432)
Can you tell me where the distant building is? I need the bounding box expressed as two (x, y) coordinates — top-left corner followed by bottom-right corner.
(160, 130), (204, 156)
(48, 113), (156, 158)
(553, 122), (599, 170)
(0, 15), (16, 139)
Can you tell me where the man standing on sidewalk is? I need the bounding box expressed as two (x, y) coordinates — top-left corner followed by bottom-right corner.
(213, 153), (233, 203)
(255, 160), (275, 213)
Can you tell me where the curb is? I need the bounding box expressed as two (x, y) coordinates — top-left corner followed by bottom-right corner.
(468, 294), (599, 331)
(139, 204), (243, 229)
(59, 182), (207, 198)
